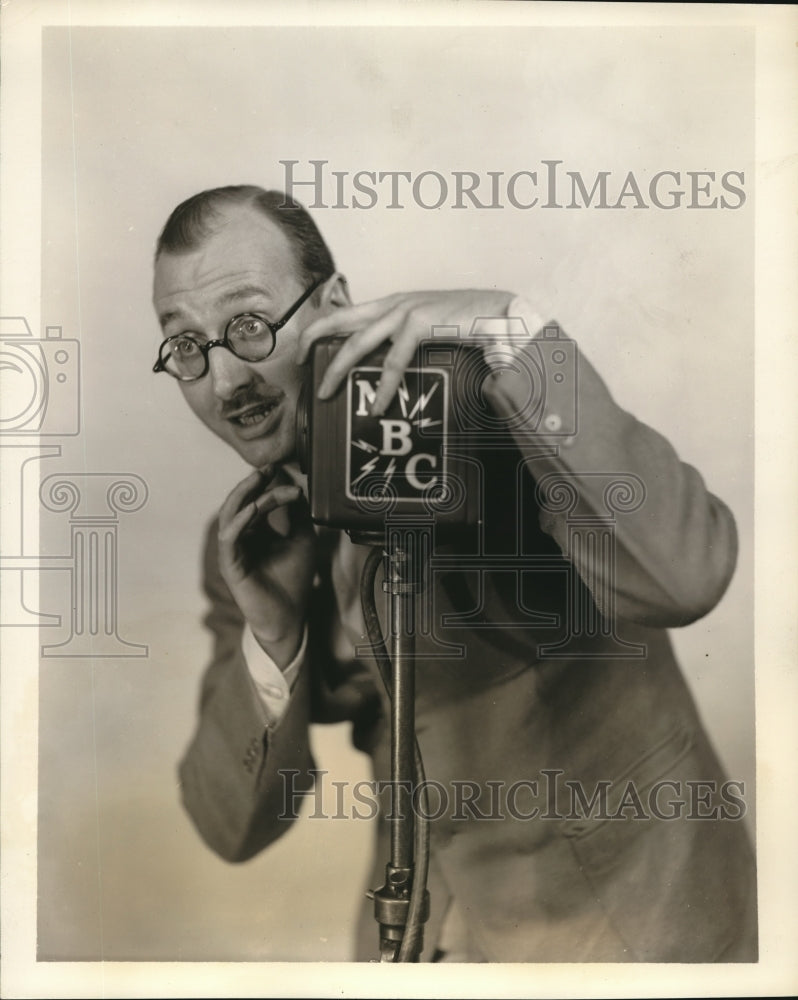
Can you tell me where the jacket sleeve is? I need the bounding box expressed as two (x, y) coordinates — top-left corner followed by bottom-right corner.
(177, 520), (383, 863)
(177, 518), (317, 863)
(482, 310), (738, 628)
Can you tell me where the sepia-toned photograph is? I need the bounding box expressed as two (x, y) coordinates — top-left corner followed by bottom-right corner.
(1, 2), (796, 997)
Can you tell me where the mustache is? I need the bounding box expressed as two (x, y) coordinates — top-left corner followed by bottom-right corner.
(220, 386), (284, 418)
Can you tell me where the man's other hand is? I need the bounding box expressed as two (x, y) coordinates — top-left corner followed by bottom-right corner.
(297, 289), (514, 415)
(217, 467), (316, 669)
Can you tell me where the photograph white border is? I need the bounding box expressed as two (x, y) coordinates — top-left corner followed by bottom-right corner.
(1, 2), (796, 997)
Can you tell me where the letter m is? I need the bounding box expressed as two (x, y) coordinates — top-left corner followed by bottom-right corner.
(564, 779), (612, 820)
(354, 378), (378, 416)
(567, 171), (610, 208)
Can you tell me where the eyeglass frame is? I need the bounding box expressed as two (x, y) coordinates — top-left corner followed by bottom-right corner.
(152, 273), (328, 382)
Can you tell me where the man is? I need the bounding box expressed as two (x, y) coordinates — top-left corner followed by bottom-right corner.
(153, 185), (757, 962)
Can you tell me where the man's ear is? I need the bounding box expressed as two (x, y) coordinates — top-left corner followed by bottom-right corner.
(319, 272), (352, 310)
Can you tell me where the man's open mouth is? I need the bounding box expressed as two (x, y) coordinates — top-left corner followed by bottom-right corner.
(225, 397), (283, 433)
(232, 401), (278, 426)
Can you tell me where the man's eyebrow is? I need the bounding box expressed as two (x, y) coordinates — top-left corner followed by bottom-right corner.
(158, 307), (185, 328)
(157, 285), (274, 329)
(213, 284), (274, 308)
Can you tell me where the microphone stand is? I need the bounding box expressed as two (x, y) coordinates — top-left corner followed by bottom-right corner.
(353, 521), (431, 963)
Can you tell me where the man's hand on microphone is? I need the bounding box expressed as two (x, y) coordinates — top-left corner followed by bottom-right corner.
(217, 467), (316, 670)
(297, 289), (515, 415)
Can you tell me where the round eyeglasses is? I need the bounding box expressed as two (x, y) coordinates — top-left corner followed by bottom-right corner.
(153, 275), (327, 382)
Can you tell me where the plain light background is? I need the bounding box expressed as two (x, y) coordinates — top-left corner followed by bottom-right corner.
(35, 24), (754, 961)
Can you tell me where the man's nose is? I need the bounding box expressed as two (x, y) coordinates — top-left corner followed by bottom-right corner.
(206, 344), (255, 399)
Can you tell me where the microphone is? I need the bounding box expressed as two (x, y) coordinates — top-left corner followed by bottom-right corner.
(296, 324), (577, 533)
(295, 336), (482, 532)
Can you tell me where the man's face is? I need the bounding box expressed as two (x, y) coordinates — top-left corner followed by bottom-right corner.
(153, 204), (339, 469)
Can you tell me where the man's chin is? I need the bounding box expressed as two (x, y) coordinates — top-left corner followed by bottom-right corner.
(234, 431), (296, 471)
(238, 444), (292, 471)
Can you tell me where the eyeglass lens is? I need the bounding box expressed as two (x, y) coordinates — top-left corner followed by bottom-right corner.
(161, 315), (276, 379)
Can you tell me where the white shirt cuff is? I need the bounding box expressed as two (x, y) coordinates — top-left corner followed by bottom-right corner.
(509, 295), (546, 339)
(242, 624), (307, 726)
(472, 296), (546, 371)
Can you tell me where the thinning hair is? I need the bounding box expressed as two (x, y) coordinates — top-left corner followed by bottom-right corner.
(155, 186), (335, 300)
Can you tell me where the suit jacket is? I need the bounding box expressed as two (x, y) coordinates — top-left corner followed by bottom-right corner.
(178, 326), (757, 962)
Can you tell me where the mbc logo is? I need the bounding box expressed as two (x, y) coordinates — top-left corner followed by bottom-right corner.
(347, 367), (447, 500)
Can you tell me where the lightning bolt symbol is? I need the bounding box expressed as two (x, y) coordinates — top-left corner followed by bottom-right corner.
(408, 380), (439, 420)
(352, 438), (378, 453)
(352, 454), (380, 486)
(397, 382), (411, 418)
(384, 458), (397, 485)
(412, 417), (442, 430)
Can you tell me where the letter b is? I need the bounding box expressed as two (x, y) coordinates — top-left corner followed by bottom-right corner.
(380, 419), (412, 456)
